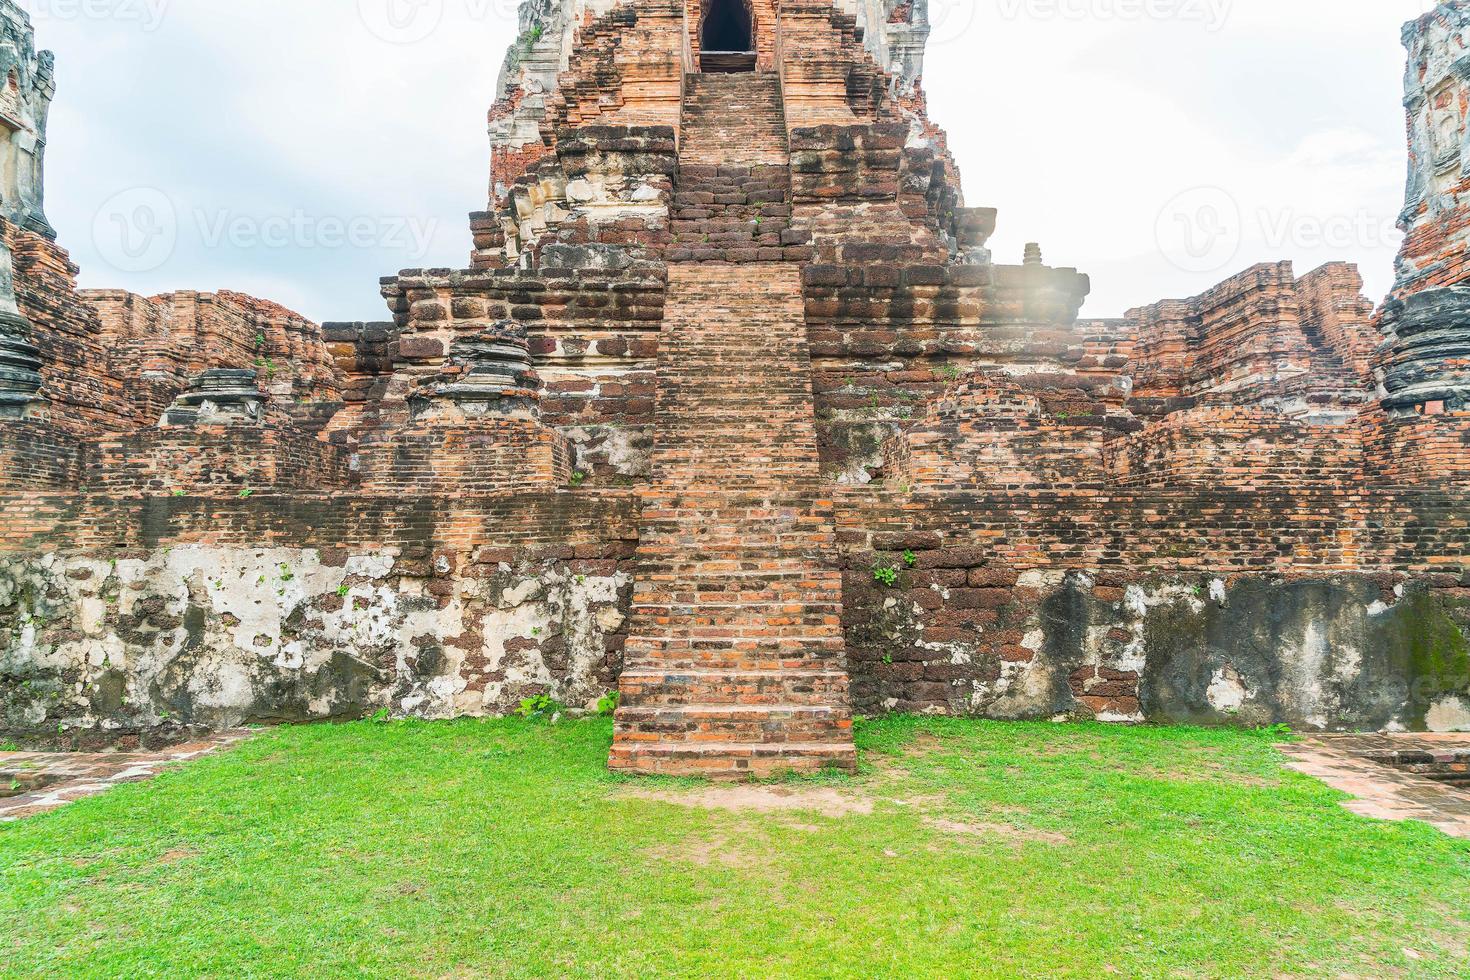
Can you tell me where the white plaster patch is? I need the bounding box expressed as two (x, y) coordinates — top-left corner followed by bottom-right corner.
(1206, 666), (1252, 714)
(1426, 695), (1470, 732)
(1017, 570), (1066, 589)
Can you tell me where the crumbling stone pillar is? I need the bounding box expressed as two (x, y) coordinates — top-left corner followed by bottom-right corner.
(0, 311), (43, 419)
(409, 321), (541, 423)
(358, 321), (572, 495)
(0, 238), (44, 420)
(160, 368), (268, 427)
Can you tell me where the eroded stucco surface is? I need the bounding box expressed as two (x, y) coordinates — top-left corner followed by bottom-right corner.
(0, 547), (630, 733)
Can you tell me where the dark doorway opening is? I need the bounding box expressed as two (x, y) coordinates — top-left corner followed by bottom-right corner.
(701, 0), (753, 53)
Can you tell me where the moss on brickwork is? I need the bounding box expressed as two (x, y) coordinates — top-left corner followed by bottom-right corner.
(1378, 588), (1470, 728)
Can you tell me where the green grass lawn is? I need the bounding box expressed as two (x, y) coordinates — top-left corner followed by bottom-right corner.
(3, 717), (1468, 978)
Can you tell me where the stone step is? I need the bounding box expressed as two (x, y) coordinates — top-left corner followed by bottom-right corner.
(678, 72), (790, 168)
(608, 739), (856, 778)
(616, 704), (849, 743)
(618, 668), (850, 707)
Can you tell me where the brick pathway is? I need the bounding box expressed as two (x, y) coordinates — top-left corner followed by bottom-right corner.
(1281, 734), (1470, 839)
(0, 731), (252, 822)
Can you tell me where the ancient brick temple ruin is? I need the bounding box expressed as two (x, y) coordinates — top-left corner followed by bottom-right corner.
(2, 0), (1470, 775)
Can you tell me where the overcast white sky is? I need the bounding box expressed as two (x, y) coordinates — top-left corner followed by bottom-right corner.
(24, 0), (1438, 322)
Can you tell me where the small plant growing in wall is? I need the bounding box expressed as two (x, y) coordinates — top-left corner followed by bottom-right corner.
(903, 550), (918, 569)
(596, 691), (621, 716)
(569, 471), (587, 488)
(873, 563), (899, 587)
(337, 584), (351, 598)
(514, 694), (565, 721)
(238, 488), (253, 499)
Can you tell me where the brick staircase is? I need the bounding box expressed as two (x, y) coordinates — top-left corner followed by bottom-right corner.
(679, 72), (790, 167)
(667, 72), (813, 264)
(610, 264), (856, 777)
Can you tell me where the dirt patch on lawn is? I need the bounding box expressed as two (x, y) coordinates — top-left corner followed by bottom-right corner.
(623, 784), (875, 818)
(647, 834), (766, 870)
(923, 817), (1070, 846)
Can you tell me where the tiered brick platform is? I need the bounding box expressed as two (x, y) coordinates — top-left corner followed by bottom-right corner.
(610, 264), (856, 776)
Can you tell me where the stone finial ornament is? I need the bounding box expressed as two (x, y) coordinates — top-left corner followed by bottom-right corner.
(161, 369), (268, 427)
(410, 321), (542, 422)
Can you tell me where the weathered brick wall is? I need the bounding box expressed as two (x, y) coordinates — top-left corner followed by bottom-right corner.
(0, 493), (638, 734)
(836, 488), (1470, 729)
(376, 260), (665, 480)
(885, 377), (1122, 493)
(1127, 262), (1373, 410)
(1364, 410), (1470, 485)
(355, 421), (573, 495)
(776, 1), (886, 129)
(9, 226), (137, 434)
(543, 1), (685, 138)
(83, 289), (342, 426)
(0, 419), (79, 490)
(1296, 263), (1379, 385)
(789, 124), (951, 265)
(320, 321), (402, 443)
(1108, 407), (1362, 490)
(503, 126), (678, 263)
(801, 261), (1094, 480)
(86, 421), (352, 496)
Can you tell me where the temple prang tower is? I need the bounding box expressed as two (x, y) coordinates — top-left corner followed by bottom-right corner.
(0, 1), (1468, 762)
